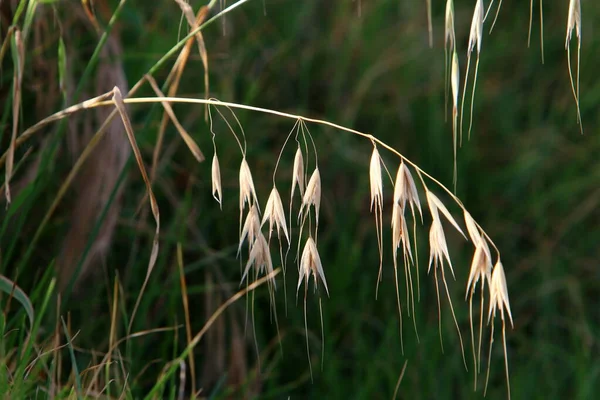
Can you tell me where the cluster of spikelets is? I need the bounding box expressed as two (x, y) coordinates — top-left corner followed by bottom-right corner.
(445, 0), (584, 189)
(368, 141), (513, 396)
(205, 99), (514, 395)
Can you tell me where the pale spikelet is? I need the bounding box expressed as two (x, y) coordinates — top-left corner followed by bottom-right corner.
(394, 162), (422, 220)
(238, 204), (260, 255)
(469, 0), (484, 55)
(488, 260), (513, 327)
(565, 0), (581, 49)
(451, 52), (459, 110)
(451, 51), (460, 186)
(241, 233), (275, 287)
(445, 0), (455, 51)
(466, 239), (492, 297)
(239, 158), (259, 213)
(261, 187), (289, 244)
(300, 168), (322, 224)
(297, 237), (329, 296)
(212, 153), (222, 209)
(291, 146), (305, 199)
(464, 210), (482, 245)
(426, 191), (465, 238)
(391, 203), (412, 264)
(369, 146), (383, 212)
(428, 217), (453, 276)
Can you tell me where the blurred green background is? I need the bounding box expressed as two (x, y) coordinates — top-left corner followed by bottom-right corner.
(0, 0), (599, 398)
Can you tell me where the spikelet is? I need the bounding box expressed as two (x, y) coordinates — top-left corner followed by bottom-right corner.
(394, 162), (422, 221)
(565, 0), (581, 49)
(370, 145), (385, 298)
(241, 232), (275, 287)
(469, 0), (484, 56)
(369, 146), (383, 212)
(212, 153), (222, 209)
(445, 0), (455, 51)
(428, 217), (453, 276)
(565, 0), (583, 133)
(297, 237), (329, 296)
(262, 187), (289, 244)
(426, 191), (465, 238)
(464, 210), (482, 246)
(488, 260), (513, 326)
(239, 158), (259, 213)
(451, 51), (460, 187)
(486, 259), (513, 399)
(300, 168), (322, 224)
(291, 146), (305, 199)
(427, 191), (467, 365)
(238, 204), (260, 255)
(391, 203), (412, 265)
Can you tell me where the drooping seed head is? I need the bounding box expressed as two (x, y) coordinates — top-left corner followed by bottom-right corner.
(466, 238), (492, 299)
(565, 0), (581, 49)
(468, 0), (484, 55)
(445, 0), (455, 50)
(300, 168), (322, 224)
(488, 259), (513, 327)
(241, 232), (275, 287)
(212, 153), (222, 209)
(394, 162), (422, 221)
(298, 237), (329, 296)
(291, 146), (305, 199)
(369, 146), (383, 212)
(238, 204), (260, 255)
(261, 187), (289, 244)
(239, 158), (259, 213)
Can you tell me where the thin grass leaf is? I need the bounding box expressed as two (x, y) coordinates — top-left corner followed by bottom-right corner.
(6, 29), (24, 204)
(0, 274), (34, 329)
(145, 75), (204, 162)
(113, 87), (161, 333)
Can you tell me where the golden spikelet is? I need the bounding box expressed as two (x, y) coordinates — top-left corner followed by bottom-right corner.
(298, 237), (329, 296)
(241, 232), (275, 287)
(300, 168), (322, 224)
(212, 153), (222, 209)
(262, 187), (289, 244)
(291, 146), (305, 199)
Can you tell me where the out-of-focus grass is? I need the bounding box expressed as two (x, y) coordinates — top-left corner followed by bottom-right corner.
(0, 0), (599, 398)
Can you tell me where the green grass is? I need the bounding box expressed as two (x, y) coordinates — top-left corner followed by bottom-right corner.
(0, 0), (599, 399)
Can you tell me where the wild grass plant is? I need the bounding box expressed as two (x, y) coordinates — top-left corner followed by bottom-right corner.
(0, 0), (598, 399)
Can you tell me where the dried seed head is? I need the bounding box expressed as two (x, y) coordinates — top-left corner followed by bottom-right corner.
(291, 146), (305, 199)
(468, 0), (484, 55)
(239, 158), (259, 213)
(445, 0), (455, 50)
(261, 187), (289, 244)
(300, 168), (322, 223)
(426, 191), (466, 238)
(369, 146), (383, 212)
(428, 217), (453, 276)
(298, 237), (329, 296)
(565, 0), (581, 49)
(241, 233), (275, 287)
(212, 153), (222, 209)
(488, 260), (513, 327)
(466, 239), (493, 298)
(392, 203), (413, 263)
(394, 162), (422, 221)
(451, 51), (459, 109)
(238, 204), (260, 255)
